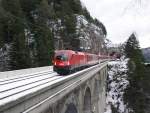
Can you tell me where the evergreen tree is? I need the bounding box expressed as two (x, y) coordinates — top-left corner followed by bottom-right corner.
(124, 33), (146, 113)
(125, 33), (144, 60)
(82, 7), (94, 23)
(94, 19), (107, 36)
(0, 11), (4, 48)
(1, 0), (31, 70)
(69, 0), (82, 14)
(33, 0), (54, 66)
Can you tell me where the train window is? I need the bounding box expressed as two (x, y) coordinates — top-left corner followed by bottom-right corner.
(56, 54), (68, 61)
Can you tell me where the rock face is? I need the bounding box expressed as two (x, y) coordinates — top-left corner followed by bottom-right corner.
(105, 58), (130, 113)
(53, 15), (106, 54)
(142, 47), (150, 62)
(75, 15), (106, 54)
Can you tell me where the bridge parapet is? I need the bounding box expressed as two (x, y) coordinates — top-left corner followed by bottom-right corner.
(0, 62), (108, 113)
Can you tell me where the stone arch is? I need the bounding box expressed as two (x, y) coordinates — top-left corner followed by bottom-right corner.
(61, 93), (79, 113)
(43, 106), (53, 113)
(65, 103), (78, 113)
(83, 87), (92, 113)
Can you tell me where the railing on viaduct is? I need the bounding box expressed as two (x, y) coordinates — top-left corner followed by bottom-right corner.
(0, 62), (108, 113)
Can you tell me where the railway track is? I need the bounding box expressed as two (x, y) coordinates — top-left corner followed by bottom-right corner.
(0, 70), (60, 106)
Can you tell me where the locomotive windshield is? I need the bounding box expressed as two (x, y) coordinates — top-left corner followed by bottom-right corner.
(55, 54), (68, 61)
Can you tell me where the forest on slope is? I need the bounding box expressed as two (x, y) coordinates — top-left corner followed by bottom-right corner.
(0, 0), (107, 71)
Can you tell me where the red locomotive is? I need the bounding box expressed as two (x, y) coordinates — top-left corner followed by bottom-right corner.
(53, 50), (99, 75)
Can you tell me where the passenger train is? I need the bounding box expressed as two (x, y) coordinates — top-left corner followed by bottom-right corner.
(53, 50), (109, 75)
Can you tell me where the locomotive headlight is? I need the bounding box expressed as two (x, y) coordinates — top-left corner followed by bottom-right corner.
(67, 61), (70, 65)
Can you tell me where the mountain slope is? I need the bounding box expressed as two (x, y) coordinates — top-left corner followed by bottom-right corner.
(142, 47), (150, 62)
(0, 0), (107, 71)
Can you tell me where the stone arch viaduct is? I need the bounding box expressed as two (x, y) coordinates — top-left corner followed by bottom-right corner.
(0, 62), (108, 113)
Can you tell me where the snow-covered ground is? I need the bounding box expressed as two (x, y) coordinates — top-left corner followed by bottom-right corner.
(104, 58), (130, 113)
(0, 66), (53, 79)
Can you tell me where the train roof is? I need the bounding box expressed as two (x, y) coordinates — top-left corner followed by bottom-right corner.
(55, 50), (75, 53)
(55, 50), (85, 55)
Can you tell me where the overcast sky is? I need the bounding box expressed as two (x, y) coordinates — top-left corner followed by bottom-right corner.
(81, 0), (150, 48)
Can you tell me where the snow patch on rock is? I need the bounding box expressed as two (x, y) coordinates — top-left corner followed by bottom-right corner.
(104, 58), (130, 113)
